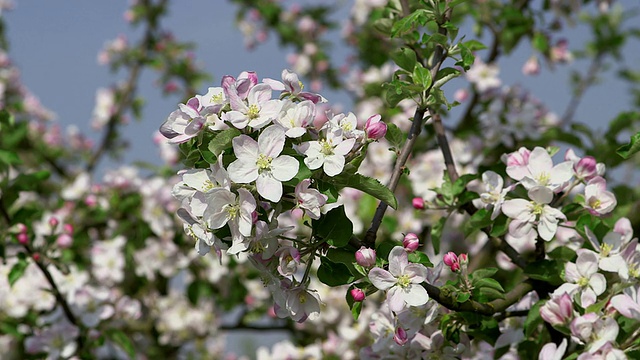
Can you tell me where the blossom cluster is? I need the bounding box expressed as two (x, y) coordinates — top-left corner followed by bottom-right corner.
(162, 69), (385, 322)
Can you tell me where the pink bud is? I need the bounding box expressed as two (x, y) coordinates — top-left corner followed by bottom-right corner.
(63, 223), (74, 235)
(56, 234), (73, 248)
(355, 246), (376, 267)
(403, 233), (420, 252)
(459, 253), (468, 265)
(32, 253), (41, 262)
(575, 156), (597, 180)
(17, 233), (29, 245)
(443, 252), (458, 267)
(48, 217), (59, 228)
(365, 114), (387, 140)
(453, 88), (469, 102)
(252, 211), (259, 224)
(17, 223), (27, 234)
(450, 262), (461, 272)
(540, 293), (574, 326)
(393, 327), (408, 346)
(412, 197), (425, 210)
(350, 288), (366, 302)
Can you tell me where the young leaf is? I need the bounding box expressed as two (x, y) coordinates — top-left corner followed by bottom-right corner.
(329, 173), (398, 209)
(431, 216), (447, 255)
(617, 131), (640, 159)
(8, 257), (29, 287)
(313, 206), (353, 248)
(208, 128), (241, 156)
(391, 47), (417, 72)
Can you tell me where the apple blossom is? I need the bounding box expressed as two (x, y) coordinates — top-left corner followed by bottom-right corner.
(610, 285), (640, 320)
(465, 58), (501, 92)
(364, 113), (387, 140)
(222, 83), (282, 129)
(570, 313), (619, 354)
(203, 188), (256, 248)
(412, 197), (425, 210)
(368, 246), (429, 312)
(355, 246), (376, 267)
(275, 99), (315, 138)
(504, 147), (532, 181)
(227, 125), (299, 202)
(539, 339), (567, 360)
(519, 147), (573, 192)
(583, 176), (617, 216)
(480, 170), (512, 220)
(540, 293), (574, 326)
(350, 288), (366, 302)
(403, 233), (420, 252)
(294, 179), (328, 220)
(502, 186), (567, 241)
(298, 128), (356, 176)
(554, 250), (606, 308)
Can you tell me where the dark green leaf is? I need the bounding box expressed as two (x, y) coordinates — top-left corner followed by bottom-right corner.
(474, 278), (504, 292)
(456, 292), (471, 303)
(8, 257), (28, 287)
(431, 216), (447, 254)
(477, 287), (505, 301)
(318, 257), (354, 286)
(329, 173), (398, 209)
(208, 128), (241, 156)
(617, 132), (640, 159)
(391, 47), (417, 72)
(385, 122), (406, 149)
(452, 174), (477, 197)
(524, 300), (545, 337)
(523, 260), (564, 286)
(0, 149), (20, 166)
(463, 209), (492, 238)
(314, 206), (353, 247)
(489, 215), (508, 237)
(547, 246), (577, 262)
(471, 267), (498, 280)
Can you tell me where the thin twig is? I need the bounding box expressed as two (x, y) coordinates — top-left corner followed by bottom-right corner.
(559, 53), (603, 128)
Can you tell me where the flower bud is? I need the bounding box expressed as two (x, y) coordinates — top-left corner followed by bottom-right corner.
(540, 293), (574, 326)
(355, 246), (376, 267)
(412, 197), (425, 210)
(17, 232), (29, 245)
(459, 253), (468, 265)
(63, 223), (74, 235)
(48, 217), (59, 228)
(32, 253), (41, 262)
(56, 234), (73, 248)
(393, 327), (408, 346)
(252, 211), (259, 224)
(350, 288), (366, 302)
(403, 233), (420, 252)
(575, 156), (597, 180)
(522, 56), (540, 76)
(443, 252), (458, 267)
(365, 114), (387, 140)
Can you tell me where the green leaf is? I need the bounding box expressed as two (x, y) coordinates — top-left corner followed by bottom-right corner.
(408, 251), (433, 267)
(208, 128), (241, 156)
(524, 260), (564, 286)
(8, 257), (28, 287)
(390, 47), (417, 72)
(474, 278), (504, 292)
(463, 209), (492, 238)
(390, 9), (433, 37)
(471, 267), (498, 280)
(413, 63), (432, 90)
(477, 287), (505, 301)
(547, 246), (577, 262)
(462, 40), (487, 51)
(0, 149), (21, 167)
(385, 122), (406, 149)
(452, 174), (477, 197)
(456, 292), (471, 303)
(329, 173), (398, 210)
(433, 67), (462, 89)
(317, 257), (354, 286)
(106, 329), (136, 359)
(431, 216), (447, 255)
(313, 206), (353, 247)
(0, 109), (15, 128)
(524, 300), (545, 337)
(458, 44), (475, 69)
(532, 32), (549, 53)
(617, 131), (640, 159)
(489, 215), (508, 237)
(326, 248), (363, 279)
(376, 240), (403, 261)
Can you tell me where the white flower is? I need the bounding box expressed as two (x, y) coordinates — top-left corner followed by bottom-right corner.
(228, 125), (299, 202)
(295, 179), (328, 220)
(324, 112), (364, 139)
(299, 129), (356, 177)
(585, 227), (629, 279)
(480, 171), (512, 220)
(222, 83), (282, 129)
(502, 186), (567, 241)
(465, 58), (501, 93)
(285, 286), (321, 323)
(538, 339), (567, 360)
(520, 147), (573, 192)
(554, 250), (606, 308)
(611, 285), (640, 320)
(584, 176), (616, 216)
(204, 188), (256, 248)
(275, 99), (315, 138)
(368, 246), (429, 312)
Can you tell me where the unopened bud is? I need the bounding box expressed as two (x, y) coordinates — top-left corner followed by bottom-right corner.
(17, 233), (29, 245)
(403, 233), (420, 252)
(48, 217), (59, 228)
(252, 211), (259, 224)
(355, 246), (376, 267)
(459, 253), (468, 265)
(412, 197), (425, 210)
(365, 114), (387, 140)
(393, 327), (408, 346)
(63, 223), (74, 235)
(32, 253), (41, 262)
(350, 288), (366, 302)
(443, 252), (458, 267)
(56, 234), (73, 248)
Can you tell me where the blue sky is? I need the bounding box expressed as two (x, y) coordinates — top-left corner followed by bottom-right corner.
(4, 1), (639, 175)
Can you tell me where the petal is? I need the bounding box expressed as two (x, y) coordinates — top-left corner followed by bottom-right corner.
(232, 135), (259, 161)
(404, 264), (428, 283)
(228, 160), (258, 184)
(576, 250), (599, 276)
(222, 110), (249, 129)
(611, 294), (640, 320)
(403, 285), (429, 307)
(271, 156), (299, 182)
(258, 125), (286, 157)
(538, 216), (559, 241)
(323, 154), (345, 176)
(334, 137), (356, 156)
(528, 186), (554, 204)
(528, 147), (553, 176)
(237, 188), (256, 236)
(388, 246), (408, 276)
(502, 199), (531, 219)
(369, 268), (396, 291)
(256, 174), (283, 202)
(588, 273), (606, 296)
(387, 286), (406, 313)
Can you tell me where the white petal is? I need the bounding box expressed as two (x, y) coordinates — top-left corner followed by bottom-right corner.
(271, 156), (299, 182)
(403, 285), (429, 307)
(369, 268), (396, 291)
(323, 154), (345, 176)
(257, 174), (283, 202)
(232, 135), (259, 161)
(228, 160), (258, 184)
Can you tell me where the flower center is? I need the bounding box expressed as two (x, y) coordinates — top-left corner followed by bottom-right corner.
(577, 276), (589, 287)
(536, 172), (550, 186)
(629, 264), (640, 279)
(589, 197), (601, 209)
(320, 140), (334, 156)
(250, 241), (265, 254)
(226, 204), (240, 220)
(530, 202), (545, 216)
(341, 122), (353, 131)
(299, 292), (307, 303)
(211, 93), (223, 104)
(397, 274), (411, 289)
(256, 154), (273, 173)
(202, 179), (215, 192)
(600, 243), (612, 257)
(247, 104), (260, 119)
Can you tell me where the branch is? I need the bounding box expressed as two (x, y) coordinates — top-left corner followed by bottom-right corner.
(423, 279), (534, 316)
(559, 53), (604, 128)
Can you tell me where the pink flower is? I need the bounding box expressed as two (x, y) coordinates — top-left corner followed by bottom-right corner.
(355, 246), (376, 267)
(443, 252), (459, 272)
(393, 327), (409, 346)
(540, 293), (574, 326)
(611, 285), (640, 320)
(584, 176), (616, 216)
(504, 147), (532, 181)
(365, 114), (387, 140)
(403, 233), (420, 252)
(350, 288), (366, 302)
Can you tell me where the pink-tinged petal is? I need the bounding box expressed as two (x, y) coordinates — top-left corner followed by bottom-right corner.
(232, 135), (259, 161)
(576, 250), (599, 276)
(502, 199), (531, 219)
(403, 285), (429, 307)
(248, 84), (272, 106)
(258, 125), (286, 157)
(256, 174), (283, 202)
(528, 147), (553, 175)
(387, 287), (406, 313)
(538, 339), (567, 360)
(334, 137), (356, 156)
(614, 217), (633, 242)
(528, 186), (554, 205)
(509, 219), (534, 238)
(271, 156), (299, 182)
(323, 155), (345, 177)
(228, 160), (258, 183)
(222, 110), (249, 129)
(184, 117), (206, 135)
(388, 246), (408, 276)
(237, 188), (256, 236)
(611, 294), (640, 320)
(404, 264), (428, 283)
(369, 268), (396, 291)
(588, 273), (606, 296)
(227, 87), (248, 112)
(538, 214), (559, 241)
(262, 77), (285, 91)
(553, 283), (579, 298)
(550, 161), (574, 184)
(580, 288), (597, 308)
(564, 262), (581, 282)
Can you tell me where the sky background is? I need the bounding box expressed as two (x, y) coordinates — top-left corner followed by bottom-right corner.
(4, 1), (640, 177)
